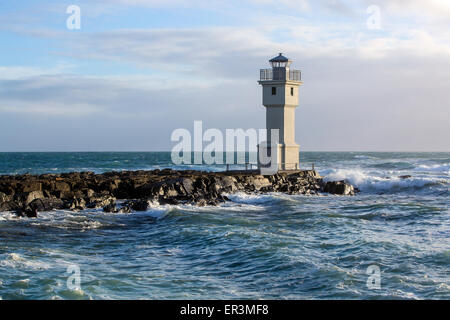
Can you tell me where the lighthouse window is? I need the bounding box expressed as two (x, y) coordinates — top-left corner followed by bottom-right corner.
(272, 87), (276, 95)
(291, 87), (294, 96)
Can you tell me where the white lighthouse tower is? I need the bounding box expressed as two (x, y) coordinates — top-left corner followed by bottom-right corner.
(258, 53), (303, 172)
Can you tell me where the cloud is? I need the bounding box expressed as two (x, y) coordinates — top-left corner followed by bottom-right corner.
(1, 39), (449, 151)
(0, 70), (265, 151)
(0, 102), (103, 116)
(373, 0), (450, 21)
(0, 0), (449, 151)
(0, 64), (74, 80)
(52, 22), (450, 76)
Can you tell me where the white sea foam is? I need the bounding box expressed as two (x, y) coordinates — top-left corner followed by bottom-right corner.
(323, 168), (447, 193)
(437, 283), (450, 291)
(165, 247), (182, 256)
(132, 203), (171, 219)
(414, 163), (450, 174)
(391, 289), (420, 300)
(28, 211), (106, 230)
(0, 253), (51, 270)
(354, 155), (374, 159)
(0, 211), (19, 221)
(225, 192), (276, 205)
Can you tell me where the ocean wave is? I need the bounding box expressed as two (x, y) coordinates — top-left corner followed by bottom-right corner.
(390, 289), (420, 300)
(27, 211), (107, 231)
(0, 253), (51, 270)
(354, 155), (375, 159)
(323, 168), (447, 193)
(130, 202), (172, 219)
(414, 163), (450, 174)
(225, 192), (277, 205)
(0, 210), (115, 230)
(0, 211), (19, 221)
(371, 161), (415, 170)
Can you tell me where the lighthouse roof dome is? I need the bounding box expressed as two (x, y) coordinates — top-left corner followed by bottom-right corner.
(269, 53), (290, 62)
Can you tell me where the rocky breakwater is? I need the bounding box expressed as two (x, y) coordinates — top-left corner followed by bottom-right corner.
(0, 169), (357, 217)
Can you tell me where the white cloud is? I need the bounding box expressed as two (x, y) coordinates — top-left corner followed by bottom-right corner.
(0, 102), (104, 116)
(0, 64), (73, 80)
(0, 0), (449, 151)
(377, 0), (450, 21)
(52, 22), (450, 74)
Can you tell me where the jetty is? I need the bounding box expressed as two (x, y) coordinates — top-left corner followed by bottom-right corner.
(0, 169), (356, 217)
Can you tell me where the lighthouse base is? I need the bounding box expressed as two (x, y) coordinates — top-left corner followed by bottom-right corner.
(257, 141), (300, 174)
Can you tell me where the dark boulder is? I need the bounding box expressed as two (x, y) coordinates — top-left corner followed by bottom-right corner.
(323, 180), (355, 195)
(129, 199), (151, 211)
(103, 202), (117, 213)
(68, 198), (87, 211)
(15, 207), (38, 218)
(86, 195), (116, 209)
(103, 202), (131, 213)
(29, 198), (64, 212)
(54, 181), (71, 193)
(21, 182), (42, 193)
(25, 208), (38, 218)
(214, 176), (238, 193)
(23, 190), (45, 206)
(1, 201), (21, 212)
(118, 205), (132, 214)
(0, 192), (10, 205)
(159, 197), (180, 205)
(181, 178), (195, 194)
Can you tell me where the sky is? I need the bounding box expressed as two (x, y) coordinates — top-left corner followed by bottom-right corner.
(0, 0), (449, 152)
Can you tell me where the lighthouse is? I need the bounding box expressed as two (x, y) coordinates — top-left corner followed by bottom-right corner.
(258, 53), (303, 173)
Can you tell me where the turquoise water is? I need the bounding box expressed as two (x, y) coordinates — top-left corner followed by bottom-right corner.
(0, 152), (448, 299)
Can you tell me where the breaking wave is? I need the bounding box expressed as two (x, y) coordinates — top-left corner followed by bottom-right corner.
(414, 163), (450, 174)
(322, 168), (448, 193)
(0, 253), (51, 270)
(225, 192), (277, 205)
(354, 155), (375, 159)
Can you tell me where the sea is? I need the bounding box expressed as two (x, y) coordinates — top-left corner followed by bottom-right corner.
(0, 152), (448, 300)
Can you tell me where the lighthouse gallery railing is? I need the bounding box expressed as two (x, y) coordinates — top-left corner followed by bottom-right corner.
(260, 69), (301, 81)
